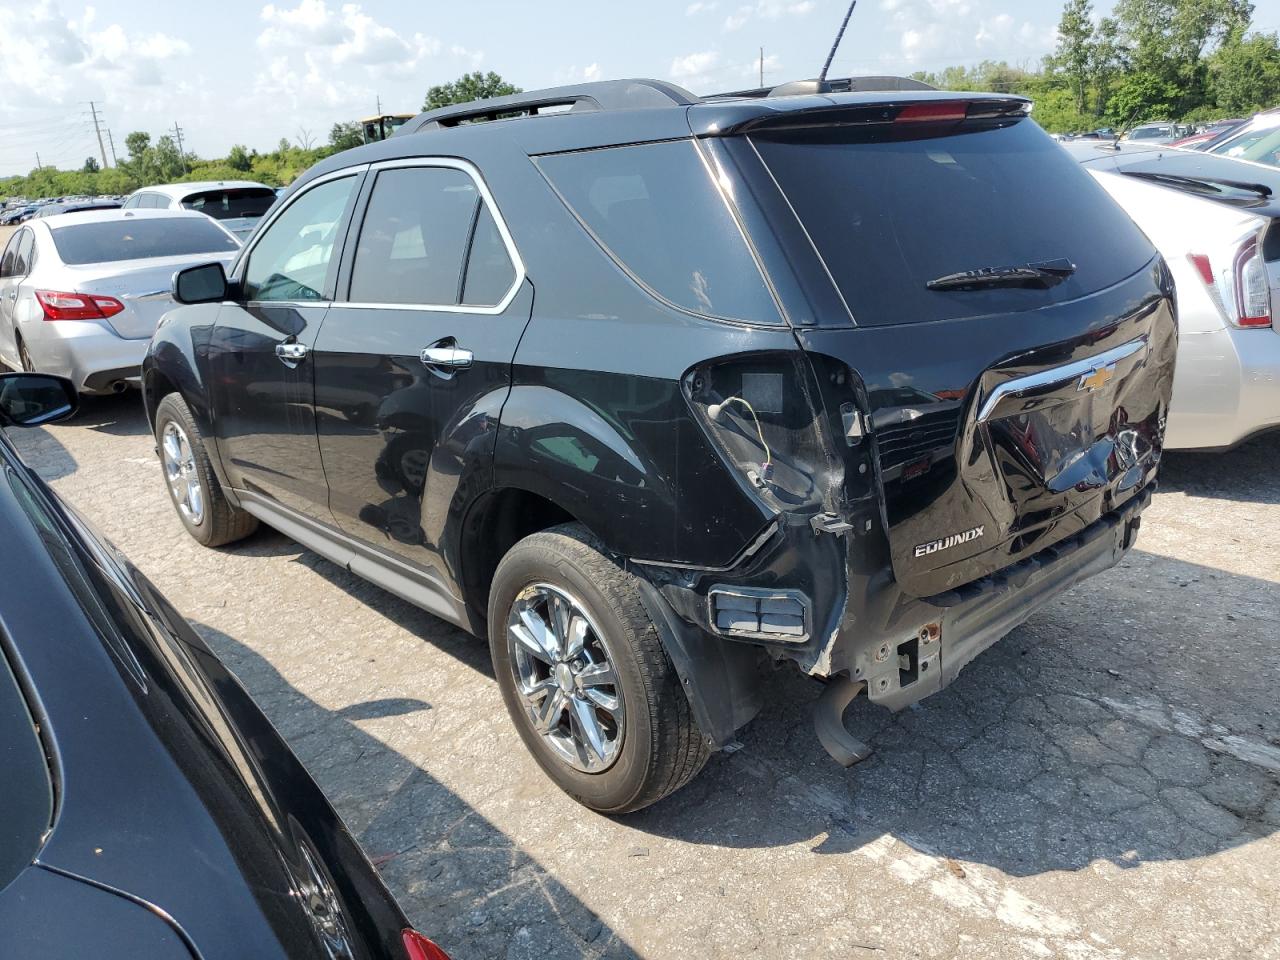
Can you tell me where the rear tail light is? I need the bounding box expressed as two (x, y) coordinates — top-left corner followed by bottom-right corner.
(35, 290), (125, 321)
(402, 929), (451, 960)
(1189, 236), (1273, 329)
(894, 102), (968, 124)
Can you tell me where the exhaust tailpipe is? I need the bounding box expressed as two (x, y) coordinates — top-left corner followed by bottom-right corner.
(110, 380), (129, 394)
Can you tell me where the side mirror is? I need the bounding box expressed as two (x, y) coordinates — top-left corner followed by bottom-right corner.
(0, 373), (78, 427)
(173, 262), (229, 305)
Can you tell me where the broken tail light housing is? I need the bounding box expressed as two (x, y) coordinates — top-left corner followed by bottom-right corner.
(35, 290), (125, 321)
(402, 929), (451, 960)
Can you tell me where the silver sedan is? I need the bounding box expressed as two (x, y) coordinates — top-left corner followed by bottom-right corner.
(0, 210), (240, 394)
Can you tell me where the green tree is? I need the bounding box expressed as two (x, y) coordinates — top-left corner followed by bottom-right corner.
(154, 135), (184, 180)
(82, 156), (100, 174)
(1209, 28), (1280, 112)
(226, 144), (252, 172)
(423, 71), (521, 110)
(329, 121), (363, 151)
(1050, 0), (1097, 113)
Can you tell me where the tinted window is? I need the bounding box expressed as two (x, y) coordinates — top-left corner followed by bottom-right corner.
(349, 166), (479, 305)
(123, 194), (142, 209)
(50, 218), (240, 265)
(182, 187), (276, 220)
(537, 140), (781, 324)
(1, 231), (22, 276)
(13, 230), (34, 274)
(752, 119), (1153, 327)
(243, 176), (356, 302)
(1216, 123), (1280, 168)
(462, 203), (517, 306)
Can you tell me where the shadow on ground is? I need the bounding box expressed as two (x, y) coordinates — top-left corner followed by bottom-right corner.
(197, 623), (639, 960)
(70, 391), (151, 437)
(1159, 431), (1280, 505)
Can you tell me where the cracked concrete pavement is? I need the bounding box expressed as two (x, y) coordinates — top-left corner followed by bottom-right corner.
(7, 392), (1279, 960)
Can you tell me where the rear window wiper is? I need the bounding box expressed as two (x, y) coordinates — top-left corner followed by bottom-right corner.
(926, 258), (1077, 292)
(1121, 170), (1273, 198)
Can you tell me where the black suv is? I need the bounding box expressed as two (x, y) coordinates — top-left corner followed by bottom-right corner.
(144, 78), (1176, 813)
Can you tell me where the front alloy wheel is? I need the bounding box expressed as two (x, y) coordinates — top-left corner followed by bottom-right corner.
(507, 583), (625, 773)
(161, 421), (204, 526)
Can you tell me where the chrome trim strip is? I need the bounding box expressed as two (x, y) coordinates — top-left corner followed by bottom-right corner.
(977, 335), (1149, 424)
(337, 156), (527, 316)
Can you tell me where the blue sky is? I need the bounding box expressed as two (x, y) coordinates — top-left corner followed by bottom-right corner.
(3, 0), (1280, 176)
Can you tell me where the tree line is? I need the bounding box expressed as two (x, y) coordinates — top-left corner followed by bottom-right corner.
(0, 72), (521, 202)
(911, 0), (1279, 132)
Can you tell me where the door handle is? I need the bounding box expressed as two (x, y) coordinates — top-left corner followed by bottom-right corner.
(275, 341), (309, 362)
(420, 345), (473, 369)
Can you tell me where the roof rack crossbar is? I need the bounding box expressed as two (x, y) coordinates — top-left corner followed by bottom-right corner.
(404, 79), (700, 133)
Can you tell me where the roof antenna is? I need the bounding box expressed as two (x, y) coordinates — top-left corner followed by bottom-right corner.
(818, 0), (857, 84)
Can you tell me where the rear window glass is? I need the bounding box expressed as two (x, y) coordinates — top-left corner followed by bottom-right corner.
(537, 140), (781, 324)
(752, 119), (1153, 327)
(182, 188), (276, 220)
(50, 217), (240, 265)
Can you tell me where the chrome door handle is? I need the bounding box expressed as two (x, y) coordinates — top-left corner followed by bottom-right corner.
(420, 345), (473, 369)
(275, 341), (309, 362)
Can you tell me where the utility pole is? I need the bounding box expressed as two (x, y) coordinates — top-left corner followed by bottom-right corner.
(376, 94), (382, 114)
(172, 121), (188, 173)
(87, 100), (109, 169)
(106, 129), (119, 167)
(35, 153), (42, 172)
(760, 47), (765, 87)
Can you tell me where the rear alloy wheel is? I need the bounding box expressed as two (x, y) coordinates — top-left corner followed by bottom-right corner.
(489, 524), (708, 814)
(154, 392), (258, 548)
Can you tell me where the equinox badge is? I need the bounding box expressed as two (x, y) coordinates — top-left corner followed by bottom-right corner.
(915, 526), (985, 558)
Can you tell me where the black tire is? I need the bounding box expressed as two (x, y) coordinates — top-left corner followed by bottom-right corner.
(488, 523), (708, 814)
(17, 335), (33, 372)
(154, 392), (258, 547)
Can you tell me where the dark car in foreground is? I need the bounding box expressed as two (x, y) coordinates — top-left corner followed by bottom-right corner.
(144, 77), (1176, 814)
(0, 372), (449, 959)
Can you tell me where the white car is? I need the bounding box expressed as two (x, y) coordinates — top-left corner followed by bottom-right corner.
(123, 180), (277, 241)
(0, 209), (240, 395)
(1069, 143), (1280, 450)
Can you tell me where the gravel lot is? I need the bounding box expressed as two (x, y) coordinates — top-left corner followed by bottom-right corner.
(8, 392), (1279, 960)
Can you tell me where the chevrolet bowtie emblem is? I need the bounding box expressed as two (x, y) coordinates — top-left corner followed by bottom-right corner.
(1078, 363), (1116, 393)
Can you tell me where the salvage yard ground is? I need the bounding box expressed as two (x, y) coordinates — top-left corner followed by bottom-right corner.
(10, 393), (1280, 960)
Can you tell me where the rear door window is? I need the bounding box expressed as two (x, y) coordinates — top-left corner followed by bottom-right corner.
(536, 140), (781, 325)
(13, 230), (34, 275)
(751, 118), (1153, 326)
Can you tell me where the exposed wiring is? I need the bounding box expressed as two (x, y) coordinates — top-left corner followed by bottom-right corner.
(710, 396), (772, 466)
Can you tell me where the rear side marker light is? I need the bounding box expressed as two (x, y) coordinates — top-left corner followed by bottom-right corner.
(35, 290), (125, 321)
(709, 587), (809, 642)
(402, 929), (451, 960)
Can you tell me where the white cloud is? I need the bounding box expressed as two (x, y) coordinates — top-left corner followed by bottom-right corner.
(670, 50), (720, 80)
(258, 1), (439, 73)
(686, 1), (718, 13)
(583, 62), (601, 81)
(724, 0), (814, 32)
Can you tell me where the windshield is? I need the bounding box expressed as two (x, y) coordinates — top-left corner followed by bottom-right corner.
(181, 188), (276, 221)
(1213, 121), (1280, 168)
(751, 118), (1152, 326)
(1130, 126), (1172, 139)
(50, 217), (240, 265)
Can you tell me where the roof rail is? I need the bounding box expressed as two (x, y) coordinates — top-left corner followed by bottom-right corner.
(705, 75), (937, 100)
(401, 79), (700, 134)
